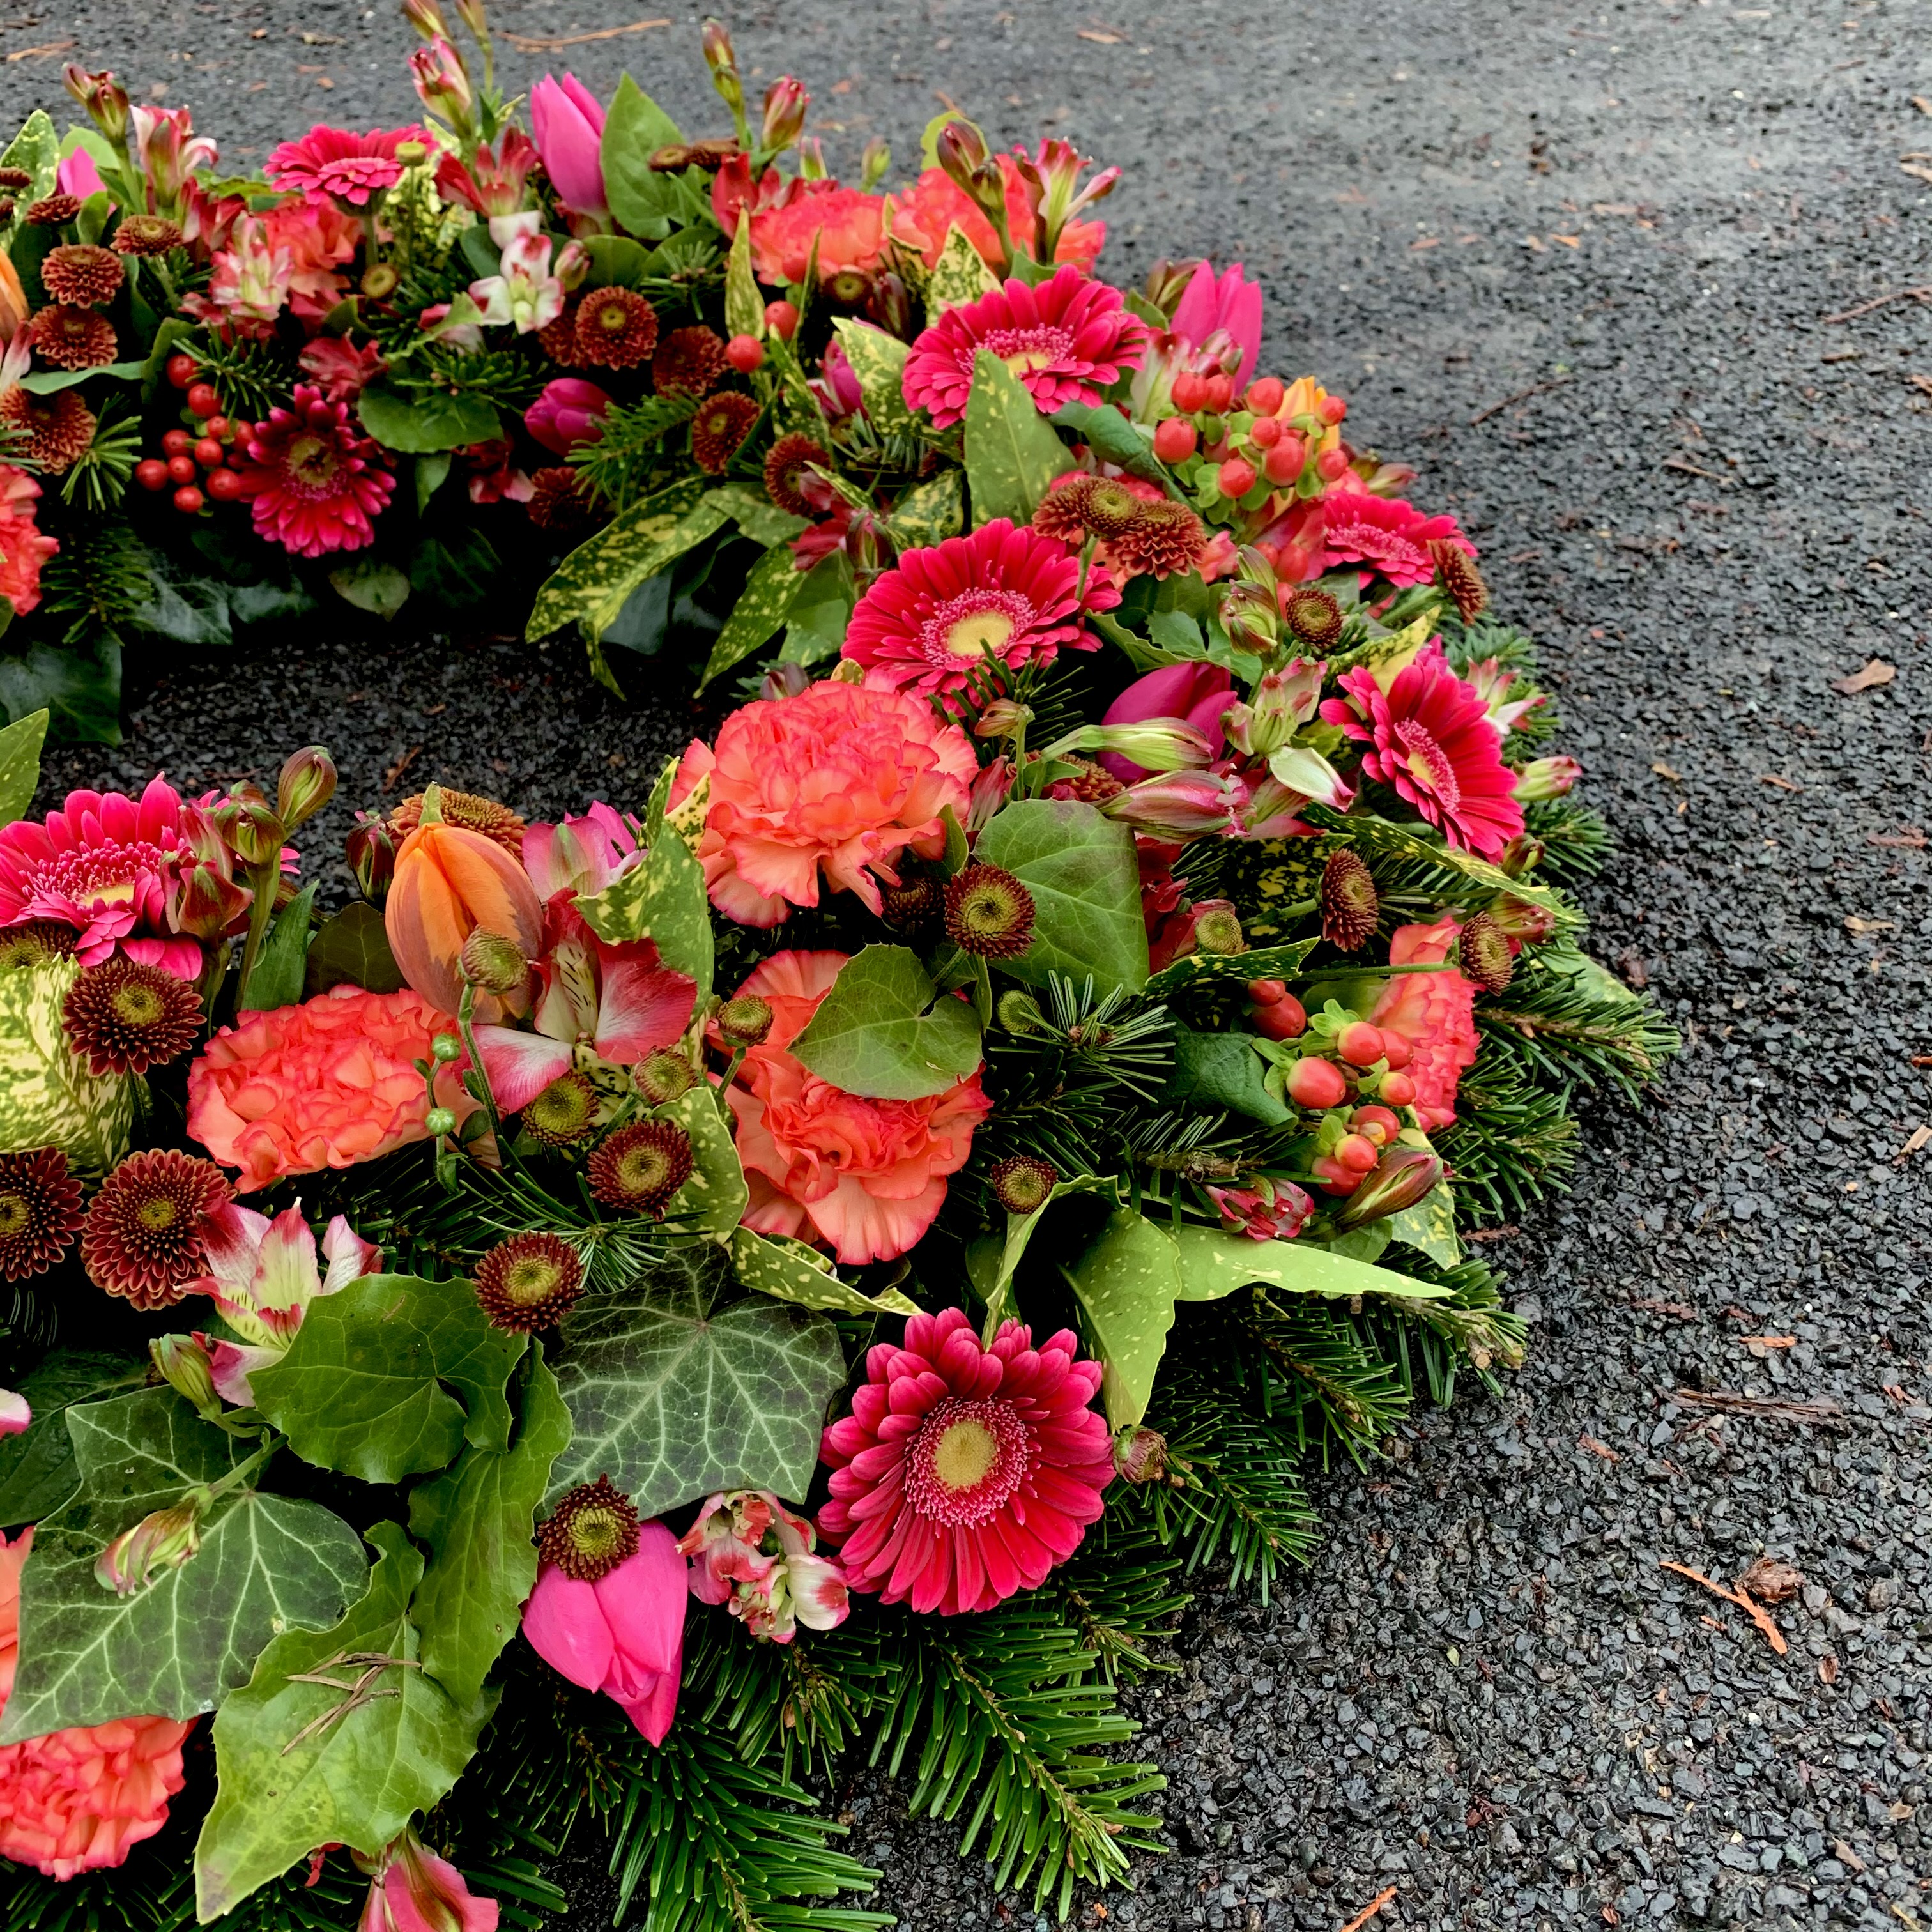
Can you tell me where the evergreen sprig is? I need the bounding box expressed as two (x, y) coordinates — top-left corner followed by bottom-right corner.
(186, 334), (301, 425)
(1433, 1072), (1580, 1222)
(36, 513), (151, 647)
(571, 395), (703, 510)
(1522, 797), (1613, 882)
(1476, 944), (1680, 1102)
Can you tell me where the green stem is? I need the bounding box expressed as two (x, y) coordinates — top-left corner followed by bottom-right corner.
(201, 1434), (279, 1506)
(456, 986), (502, 1144)
(231, 864), (279, 1011)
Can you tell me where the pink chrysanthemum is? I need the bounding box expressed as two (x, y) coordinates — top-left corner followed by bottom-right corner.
(841, 518), (1117, 702)
(239, 384), (395, 558)
(818, 1307), (1114, 1615)
(263, 125), (432, 206)
(902, 263), (1148, 430)
(0, 777), (204, 975)
(1308, 492), (1475, 591)
(1321, 641), (1524, 860)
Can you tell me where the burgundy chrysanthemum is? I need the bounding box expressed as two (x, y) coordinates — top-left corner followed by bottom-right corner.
(62, 956), (202, 1076)
(388, 788), (526, 854)
(0, 1147), (84, 1283)
(761, 433), (829, 518)
(1457, 910), (1514, 994)
(1282, 585), (1344, 652)
(0, 170), (32, 192)
(689, 392), (760, 476)
(1032, 473), (1153, 546)
(41, 245), (123, 307)
(80, 1149), (233, 1310)
(651, 324), (728, 397)
(572, 287), (660, 371)
(986, 1153), (1057, 1216)
(902, 263), (1149, 431)
(109, 214), (183, 257)
(942, 862), (1036, 960)
(1430, 537), (1489, 622)
(473, 1231), (585, 1333)
(536, 300), (581, 367)
(263, 124), (432, 206)
(0, 921), (76, 970)
(28, 305), (118, 371)
(1320, 640), (1526, 860)
(536, 1476), (639, 1583)
(1319, 847), (1379, 952)
(1044, 756), (1124, 805)
(526, 465), (595, 534)
(239, 383), (396, 559)
(840, 517), (1117, 702)
(587, 1120), (694, 1218)
(1103, 498), (1208, 581)
(0, 387), (93, 474)
(521, 1071), (600, 1147)
(24, 195), (82, 226)
(818, 1307), (1114, 1615)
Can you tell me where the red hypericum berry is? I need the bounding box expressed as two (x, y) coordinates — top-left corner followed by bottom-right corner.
(763, 298), (799, 339)
(1204, 372), (1235, 411)
(1247, 978), (1287, 1005)
(724, 332), (764, 372)
(135, 458), (169, 493)
(1217, 456), (1257, 498)
(1319, 395), (1347, 425)
(1335, 1132), (1379, 1174)
(193, 437), (224, 470)
(165, 454), (196, 485)
(185, 382), (218, 418)
(1337, 1020), (1386, 1068)
(203, 415), (230, 441)
(1248, 414), (1282, 449)
(1379, 1032), (1412, 1071)
(1379, 1070), (1417, 1107)
(204, 466), (243, 502)
(1153, 415), (1197, 463)
(1316, 446), (1350, 482)
(1351, 1104), (1401, 1146)
(172, 485), (204, 514)
(1285, 1056), (1348, 1110)
(1170, 371), (1207, 413)
(1311, 1153), (1363, 1196)
(165, 353), (197, 389)
(1246, 376), (1285, 415)
(161, 428), (192, 458)
(1252, 993), (1307, 1041)
(1260, 441), (1299, 486)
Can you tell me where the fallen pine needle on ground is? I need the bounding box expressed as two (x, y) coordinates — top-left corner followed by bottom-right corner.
(1659, 1560), (1789, 1655)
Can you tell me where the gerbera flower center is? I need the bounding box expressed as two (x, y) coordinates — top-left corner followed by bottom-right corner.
(979, 322), (1076, 378)
(923, 589), (1034, 661)
(907, 1396), (1032, 1527)
(36, 838), (180, 910)
(282, 432), (344, 496)
(1393, 719), (1460, 809)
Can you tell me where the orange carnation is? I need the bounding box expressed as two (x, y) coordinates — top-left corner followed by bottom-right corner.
(749, 181), (886, 286)
(672, 680), (977, 928)
(0, 1528), (194, 1880)
(723, 951), (990, 1264)
(887, 156), (1104, 273)
(1369, 919), (1479, 1130)
(187, 984), (477, 1192)
(386, 819), (544, 1020)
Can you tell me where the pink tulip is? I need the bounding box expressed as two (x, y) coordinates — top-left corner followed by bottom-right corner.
(1099, 662), (1234, 783)
(525, 377), (612, 457)
(528, 73), (606, 220)
(1170, 261), (1262, 390)
(521, 1522), (685, 1742)
(56, 148), (109, 202)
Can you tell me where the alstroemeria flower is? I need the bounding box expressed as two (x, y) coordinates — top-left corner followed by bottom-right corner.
(184, 1205), (380, 1405)
(521, 803), (645, 905)
(675, 1489), (850, 1644)
(468, 212), (583, 336)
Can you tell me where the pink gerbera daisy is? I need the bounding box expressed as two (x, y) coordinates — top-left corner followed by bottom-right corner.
(1321, 641), (1524, 859)
(840, 518), (1117, 702)
(238, 385), (395, 558)
(1307, 492), (1475, 590)
(902, 263), (1148, 430)
(0, 778), (205, 976)
(818, 1307), (1114, 1615)
(263, 125), (431, 207)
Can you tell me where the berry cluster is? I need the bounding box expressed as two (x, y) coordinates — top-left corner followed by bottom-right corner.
(132, 353), (244, 515)
(1153, 373), (1349, 511)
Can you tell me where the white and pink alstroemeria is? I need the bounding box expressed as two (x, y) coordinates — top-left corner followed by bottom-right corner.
(467, 211), (585, 335)
(675, 1489), (850, 1644)
(471, 905), (696, 1112)
(1464, 657), (1546, 739)
(186, 1205), (381, 1406)
(0, 1389), (29, 1436)
(132, 103), (218, 211)
(208, 213), (294, 326)
(521, 802), (645, 905)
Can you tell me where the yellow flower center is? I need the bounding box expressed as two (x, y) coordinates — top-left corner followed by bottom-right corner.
(932, 1417), (1000, 1492)
(943, 609), (1017, 657)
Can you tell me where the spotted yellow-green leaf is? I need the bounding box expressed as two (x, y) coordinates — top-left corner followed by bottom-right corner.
(1, 112), (59, 215)
(1060, 1208), (1183, 1431)
(963, 350), (1069, 528)
(927, 222), (1000, 314)
(1145, 938), (1319, 1003)
(524, 476), (710, 645)
(725, 214), (763, 341)
(0, 957), (135, 1179)
(1384, 1181), (1462, 1269)
(574, 813), (712, 998)
(653, 1084), (749, 1236)
(831, 318), (913, 434)
(703, 479), (809, 549)
(885, 470), (964, 551)
(967, 1175), (1121, 1340)
(699, 540), (808, 690)
(0, 707), (47, 825)
(1170, 1225), (1452, 1304)
(730, 1225), (919, 1320)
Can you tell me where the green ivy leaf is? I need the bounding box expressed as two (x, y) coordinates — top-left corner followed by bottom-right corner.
(926, 224), (1000, 314)
(575, 811), (712, 999)
(407, 1347), (571, 1710)
(1159, 1025), (1289, 1128)
(253, 1276), (528, 1485)
(355, 380), (502, 455)
(0, 706), (47, 825)
(973, 799), (1149, 994)
(830, 318), (912, 434)
(730, 1225), (920, 1319)
(578, 233), (652, 289)
(326, 558), (411, 621)
(1169, 1225), (1453, 1304)
(547, 1255), (845, 1515)
(0, 637), (119, 745)
(193, 1521), (493, 1922)
(698, 541), (807, 691)
(601, 75), (685, 240)
(1144, 938), (1319, 1003)
(303, 901), (405, 998)
(238, 882), (315, 1013)
(790, 946), (983, 1101)
(1050, 403), (1170, 486)
(525, 478), (721, 646)
(884, 470), (964, 551)
(963, 349), (1068, 527)
(1, 1388), (368, 1742)
(0, 1349), (146, 1528)
(1060, 1208), (1183, 1430)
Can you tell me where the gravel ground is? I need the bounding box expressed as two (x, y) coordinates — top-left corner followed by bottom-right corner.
(6, 2), (1932, 1928)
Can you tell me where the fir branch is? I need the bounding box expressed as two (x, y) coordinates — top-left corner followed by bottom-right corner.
(36, 513), (151, 647)
(1476, 944), (1679, 1101)
(1237, 1290), (1411, 1452)
(1361, 1256), (1528, 1405)
(1040, 1521), (1190, 1682)
(571, 394), (703, 510)
(185, 333), (301, 425)
(1433, 1071), (1579, 1223)
(1522, 797), (1613, 882)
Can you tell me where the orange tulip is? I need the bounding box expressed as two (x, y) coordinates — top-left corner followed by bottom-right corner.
(385, 822), (542, 1021)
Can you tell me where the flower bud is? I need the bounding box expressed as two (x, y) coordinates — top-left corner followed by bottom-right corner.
(167, 861), (251, 942)
(859, 137), (891, 192)
(96, 1499), (203, 1595)
(1051, 717), (1216, 773)
(409, 38), (475, 136)
(459, 927), (529, 995)
(64, 66), (130, 143)
(1216, 578), (1277, 655)
(275, 745), (337, 833)
(1495, 833), (1544, 880)
(425, 1106), (458, 1137)
(1490, 895), (1557, 947)
(864, 270), (914, 341)
(1512, 755), (1583, 802)
(1100, 770), (1239, 839)
(1333, 1147), (1445, 1230)
(758, 659), (813, 702)
(995, 990), (1045, 1036)
(702, 19), (743, 114)
(1141, 257), (1204, 318)
(972, 698), (1032, 740)
(450, 0), (489, 38)
(346, 815), (399, 903)
(634, 1048), (694, 1107)
(1114, 1425), (1174, 1485)
(1192, 901), (1245, 956)
(759, 76), (808, 151)
(988, 1154), (1057, 1216)
(717, 993), (772, 1048)
(935, 121), (1008, 237)
(431, 1032), (463, 1062)
(150, 1333), (222, 1422)
(401, 0), (451, 40)
(214, 784), (286, 870)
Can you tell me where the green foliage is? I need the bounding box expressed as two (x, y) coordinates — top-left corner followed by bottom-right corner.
(831, 320), (913, 435)
(0, 706), (45, 825)
(58, 406), (143, 515)
(1434, 1069), (1580, 1223)
(601, 77), (686, 239)
(0, 636), (122, 744)
(356, 379), (503, 455)
(187, 334), (302, 425)
(575, 808), (713, 997)
(792, 945), (983, 1100)
(729, 1225), (921, 1320)
(0, 1348), (145, 1527)
(304, 901), (405, 997)
(963, 349), (1067, 526)
(1360, 1255), (1527, 1406)
(570, 394), (702, 512)
(698, 540), (806, 690)
(238, 883), (316, 1013)
(1476, 941), (1680, 1103)
(1523, 797), (1613, 882)
(975, 800), (1149, 995)
(36, 514), (151, 647)
(1061, 1208), (1184, 1430)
